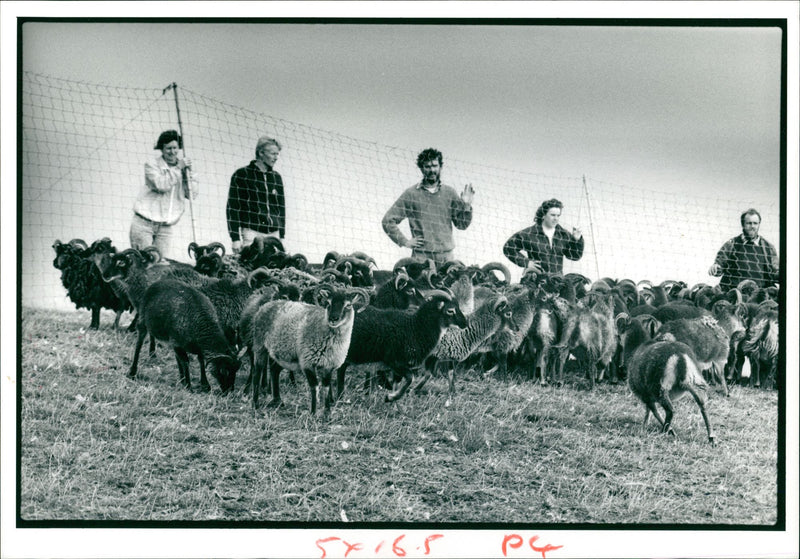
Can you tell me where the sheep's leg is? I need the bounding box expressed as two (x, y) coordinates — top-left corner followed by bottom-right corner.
(643, 402), (665, 429)
(412, 357), (437, 395)
(113, 310), (123, 330)
(266, 357), (284, 409)
(174, 348), (192, 390)
(304, 369), (318, 415)
(656, 392), (676, 437)
(445, 360), (458, 407)
(128, 327), (148, 379)
(197, 352), (211, 392)
(127, 313), (139, 333)
(385, 367), (412, 402)
(242, 350), (254, 395)
(252, 349), (266, 408)
(749, 358), (761, 388)
(494, 351), (509, 381)
(320, 371), (335, 414)
(583, 359), (595, 390)
(148, 335), (157, 359)
(552, 347), (568, 387)
(684, 384), (716, 446)
(90, 306), (101, 330)
(336, 363), (348, 400)
(711, 363), (729, 397)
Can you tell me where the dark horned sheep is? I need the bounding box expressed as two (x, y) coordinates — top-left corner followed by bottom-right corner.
(618, 313), (716, 445)
(52, 238), (132, 329)
(128, 278), (240, 393)
(337, 290), (467, 403)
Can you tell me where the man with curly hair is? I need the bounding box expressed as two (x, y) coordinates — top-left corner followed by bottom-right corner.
(382, 148), (475, 264)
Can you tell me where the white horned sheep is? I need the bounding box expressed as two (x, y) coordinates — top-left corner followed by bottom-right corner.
(251, 285), (370, 415)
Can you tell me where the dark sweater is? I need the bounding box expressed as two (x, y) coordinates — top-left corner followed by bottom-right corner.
(503, 223), (584, 275)
(226, 160), (285, 241)
(713, 234), (779, 291)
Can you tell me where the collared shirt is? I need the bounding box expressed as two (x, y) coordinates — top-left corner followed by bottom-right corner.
(503, 223), (584, 275)
(714, 233), (779, 291)
(382, 181), (472, 253)
(133, 155), (198, 226)
(226, 159), (286, 241)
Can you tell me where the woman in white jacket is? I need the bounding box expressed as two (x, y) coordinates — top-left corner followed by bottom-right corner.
(129, 129), (198, 257)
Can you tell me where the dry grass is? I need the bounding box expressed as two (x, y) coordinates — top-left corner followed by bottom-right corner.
(19, 307), (780, 525)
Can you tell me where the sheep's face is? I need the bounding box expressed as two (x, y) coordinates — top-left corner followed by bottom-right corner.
(320, 289), (365, 328)
(211, 356), (240, 394)
(195, 254), (223, 277)
(437, 298), (467, 329)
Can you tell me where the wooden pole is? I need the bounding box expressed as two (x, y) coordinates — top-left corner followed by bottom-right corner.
(163, 82), (197, 243)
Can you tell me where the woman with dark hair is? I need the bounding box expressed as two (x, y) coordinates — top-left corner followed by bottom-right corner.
(502, 198), (584, 275)
(129, 129), (198, 257)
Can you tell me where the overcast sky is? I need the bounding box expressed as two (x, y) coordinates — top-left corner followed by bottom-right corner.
(20, 20), (782, 201)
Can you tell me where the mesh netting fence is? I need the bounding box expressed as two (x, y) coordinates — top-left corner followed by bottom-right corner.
(20, 72), (781, 311)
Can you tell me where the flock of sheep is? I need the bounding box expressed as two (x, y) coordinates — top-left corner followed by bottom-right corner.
(51, 236), (780, 446)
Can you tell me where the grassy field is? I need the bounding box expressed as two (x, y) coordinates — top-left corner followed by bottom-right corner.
(18, 307), (780, 525)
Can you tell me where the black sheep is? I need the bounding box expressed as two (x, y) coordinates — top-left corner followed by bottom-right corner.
(52, 238), (131, 329)
(337, 291), (467, 403)
(129, 278), (240, 393)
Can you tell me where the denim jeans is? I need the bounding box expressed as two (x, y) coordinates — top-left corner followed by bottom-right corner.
(241, 227), (280, 244)
(130, 213), (173, 257)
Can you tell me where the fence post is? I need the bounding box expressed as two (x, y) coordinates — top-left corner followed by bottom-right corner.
(163, 82), (197, 244)
(582, 175), (601, 279)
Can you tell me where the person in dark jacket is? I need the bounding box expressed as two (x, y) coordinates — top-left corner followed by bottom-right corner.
(226, 136), (286, 253)
(503, 198), (584, 276)
(709, 208), (779, 292)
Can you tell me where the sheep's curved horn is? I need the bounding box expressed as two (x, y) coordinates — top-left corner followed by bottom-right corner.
(425, 288), (454, 301)
(615, 312), (631, 330)
(247, 266), (275, 288)
(140, 246), (163, 264)
(322, 251), (342, 269)
(392, 256), (427, 274)
(116, 248), (145, 267)
(394, 271), (410, 290)
(188, 242), (200, 260)
(206, 241), (226, 257)
(290, 253), (308, 270)
(417, 269), (438, 289)
(736, 279), (759, 296)
(481, 262), (511, 285)
(348, 251), (377, 268)
(333, 254), (358, 272)
(260, 236), (285, 254)
(349, 287), (372, 311)
(636, 279), (653, 292)
(639, 314), (662, 338)
(319, 268), (351, 285)
(492, 295), (509, 312)
(69, 238), (89, 251)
